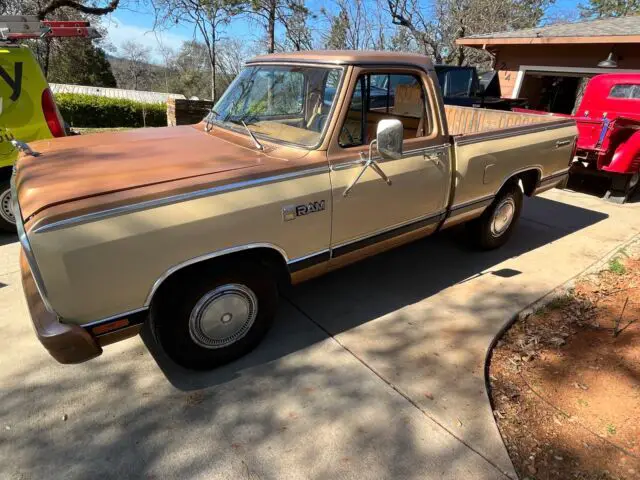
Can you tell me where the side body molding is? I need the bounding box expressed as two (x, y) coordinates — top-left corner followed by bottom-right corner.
(143, 243), (290, 307)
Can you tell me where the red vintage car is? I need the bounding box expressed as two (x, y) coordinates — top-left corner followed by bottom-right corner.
(516, 73), (640, 203)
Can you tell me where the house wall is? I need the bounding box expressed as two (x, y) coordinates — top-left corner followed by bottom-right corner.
(492, 44), (640, 98)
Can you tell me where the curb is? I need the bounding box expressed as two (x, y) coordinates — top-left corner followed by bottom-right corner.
(482, 232), (640, 477)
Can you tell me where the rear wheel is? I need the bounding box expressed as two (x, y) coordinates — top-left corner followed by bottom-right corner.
(153, 261), (278, 370)
(604, 172), (639, 204)
(467, 182), (523, 250)
(0, 180), (16, 232)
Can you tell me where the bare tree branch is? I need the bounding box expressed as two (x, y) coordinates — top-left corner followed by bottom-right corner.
(38, 0), (120, 19)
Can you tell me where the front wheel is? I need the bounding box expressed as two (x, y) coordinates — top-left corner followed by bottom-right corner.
(467, 183), (523, 250)
(154, 261), (278, 370)
(0, 180), (16, 232)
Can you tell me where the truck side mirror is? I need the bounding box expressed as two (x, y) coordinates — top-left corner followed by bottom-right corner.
(376, 119), (403, 160)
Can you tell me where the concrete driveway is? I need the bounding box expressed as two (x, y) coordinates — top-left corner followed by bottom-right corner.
(1, 188), (640, 480)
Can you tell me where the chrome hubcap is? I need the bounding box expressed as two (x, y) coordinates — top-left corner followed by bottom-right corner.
(0, 188), (15, 224)
(189, 284), (258, 349)
(490, 198), (516, 237)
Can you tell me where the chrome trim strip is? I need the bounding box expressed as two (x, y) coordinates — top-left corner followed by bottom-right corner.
(453, 120), (576, 146)
(450, 194), (495, 212)
(497, 166), (543, 194)
(288, 248), (330, 265)
(143, 242), (289, 307)
(331, 144), (450, 171)
(288, 249), (331, 272)
(331, 158), (366, 171)
(246, 59), (434, 72)
(331, 210), (445, 254)
(540, 168), (570, 183)
(81, 307), (149, 329)
(34, 166), (330, 234)
(11, 176), (57, 314)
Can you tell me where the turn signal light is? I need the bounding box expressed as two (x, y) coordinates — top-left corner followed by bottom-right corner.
(92, 319), (130, 335)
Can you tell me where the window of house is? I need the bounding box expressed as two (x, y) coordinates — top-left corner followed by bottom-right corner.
(339, 73), (429, 148)
(609, 84), (640, 100)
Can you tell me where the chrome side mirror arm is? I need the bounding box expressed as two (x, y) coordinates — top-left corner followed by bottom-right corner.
(343, 140), (392, 197)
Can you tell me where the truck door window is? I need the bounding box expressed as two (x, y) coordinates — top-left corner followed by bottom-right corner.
(339, 72), (429, 148)
(609, 84), (640, 99)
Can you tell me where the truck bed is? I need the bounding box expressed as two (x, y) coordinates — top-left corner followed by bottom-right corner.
(444, 105), (577, 217)
(445, 105), (561, 137)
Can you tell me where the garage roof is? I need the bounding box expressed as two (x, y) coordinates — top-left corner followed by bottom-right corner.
(457, 15), (640, 46)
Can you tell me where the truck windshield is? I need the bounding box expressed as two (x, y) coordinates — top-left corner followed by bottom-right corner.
(206, 65), (343, 148)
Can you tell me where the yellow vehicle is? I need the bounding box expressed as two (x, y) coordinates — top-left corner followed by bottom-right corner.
(0, 16), (93, 230)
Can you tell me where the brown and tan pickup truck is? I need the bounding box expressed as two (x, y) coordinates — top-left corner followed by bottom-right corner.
(13, 51), (576, 369)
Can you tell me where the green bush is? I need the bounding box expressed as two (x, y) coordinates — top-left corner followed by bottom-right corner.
(54, 93), (167, 128)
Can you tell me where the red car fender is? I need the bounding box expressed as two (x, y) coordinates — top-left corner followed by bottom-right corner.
(604, 130), (640, 174)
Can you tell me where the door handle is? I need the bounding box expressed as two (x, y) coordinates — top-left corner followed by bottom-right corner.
(555, 140), (572, 148)
(424, 151), (443, 166)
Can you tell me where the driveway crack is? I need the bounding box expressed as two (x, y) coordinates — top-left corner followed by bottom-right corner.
(283, 294), (514, 479)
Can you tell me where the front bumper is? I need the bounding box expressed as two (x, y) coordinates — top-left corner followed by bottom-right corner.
(20, 249), (102, 364)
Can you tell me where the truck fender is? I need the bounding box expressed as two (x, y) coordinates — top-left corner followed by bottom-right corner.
(604, 130), (640, 174)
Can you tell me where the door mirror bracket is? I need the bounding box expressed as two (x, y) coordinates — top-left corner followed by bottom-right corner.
(343, 119), (401, 197)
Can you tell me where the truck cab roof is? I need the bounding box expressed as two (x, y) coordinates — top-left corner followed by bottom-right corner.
(248, 50), (435, 71)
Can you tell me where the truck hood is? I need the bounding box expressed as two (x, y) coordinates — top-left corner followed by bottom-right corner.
(16, 125), (295, 221)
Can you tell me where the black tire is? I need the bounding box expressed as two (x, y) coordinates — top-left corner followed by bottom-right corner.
(0, 180), (16, 232)
(153, 261), (278, 370)
(467, 182), (523, 250)
(604, 172), (639, 204)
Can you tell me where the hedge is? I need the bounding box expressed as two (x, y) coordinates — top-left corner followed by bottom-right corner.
(54, 93), (167, 128)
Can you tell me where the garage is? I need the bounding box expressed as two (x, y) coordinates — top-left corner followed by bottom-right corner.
(457, 16), (640, 113)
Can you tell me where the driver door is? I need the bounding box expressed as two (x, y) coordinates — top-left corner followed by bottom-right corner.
(328, 67), (450, 265)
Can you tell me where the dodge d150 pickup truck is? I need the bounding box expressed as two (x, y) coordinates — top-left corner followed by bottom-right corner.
(13, 51), (577, 370)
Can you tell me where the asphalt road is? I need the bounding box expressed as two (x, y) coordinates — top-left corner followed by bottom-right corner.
(1, 188), (639, 479)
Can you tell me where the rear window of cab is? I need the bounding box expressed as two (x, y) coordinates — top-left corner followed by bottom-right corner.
(609, 84), (640, 100)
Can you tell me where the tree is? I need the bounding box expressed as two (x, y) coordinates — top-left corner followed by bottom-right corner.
(112, 40), (153, 90)
(322, 7), (349, 49)
(216, 38), (248, 90)
(1, 0), (122, 18)
(580, 0), (639, 17)
(244, 0), (313, 53)
(280, 0), (313, 51)
(153, 0), (243, 100)
(37, 0), (121, 19)
(388, 25), (418, 52)
(167, 41), (211, 99)
(321, 0), (386, 50)
(47, 39), (117, 87)
(388, 0), (553, 66)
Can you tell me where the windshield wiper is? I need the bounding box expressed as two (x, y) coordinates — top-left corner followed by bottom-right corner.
(241, 120), (264, 151)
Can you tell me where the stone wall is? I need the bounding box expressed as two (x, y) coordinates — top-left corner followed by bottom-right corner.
(167, 98), (214, 126)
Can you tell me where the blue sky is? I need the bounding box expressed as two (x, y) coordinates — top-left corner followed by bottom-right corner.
(104, 0), (582, 63)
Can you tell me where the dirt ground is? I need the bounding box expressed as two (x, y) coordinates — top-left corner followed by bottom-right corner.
(489, 248), (640, 480)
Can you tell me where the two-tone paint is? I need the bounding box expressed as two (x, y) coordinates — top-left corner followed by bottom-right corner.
(14, 51), (577, 362)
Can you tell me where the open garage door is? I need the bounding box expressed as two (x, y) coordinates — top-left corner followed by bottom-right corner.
(512, 66), (640, 114)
